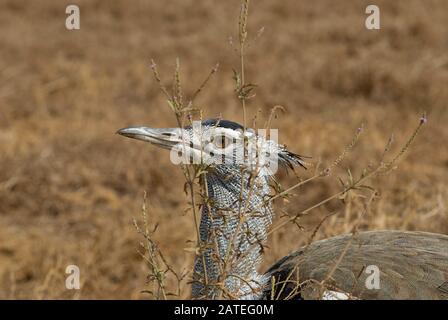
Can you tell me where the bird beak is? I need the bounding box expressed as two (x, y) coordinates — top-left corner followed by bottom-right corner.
(116, 126), (182, 150)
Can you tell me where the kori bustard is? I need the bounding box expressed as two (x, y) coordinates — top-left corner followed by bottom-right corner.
(118, 119), (448, 300)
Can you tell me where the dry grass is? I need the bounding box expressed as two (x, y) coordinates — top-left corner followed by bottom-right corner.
(0, 0), (447, 299)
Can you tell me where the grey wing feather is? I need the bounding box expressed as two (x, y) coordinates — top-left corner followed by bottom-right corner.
(264, 230), (448, 299)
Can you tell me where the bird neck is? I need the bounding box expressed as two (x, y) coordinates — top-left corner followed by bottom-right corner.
(191, 166), (273, 299)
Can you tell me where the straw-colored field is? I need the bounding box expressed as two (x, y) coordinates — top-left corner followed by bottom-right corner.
(0, 0), (447, 299)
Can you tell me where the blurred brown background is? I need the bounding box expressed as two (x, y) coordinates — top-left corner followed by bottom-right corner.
(0, 0), (447, 299)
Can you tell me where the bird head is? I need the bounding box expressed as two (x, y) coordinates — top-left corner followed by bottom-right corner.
(117, 118), (306, 175)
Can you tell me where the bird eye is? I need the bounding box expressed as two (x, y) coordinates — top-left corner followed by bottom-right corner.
(213, 134), (232, 149)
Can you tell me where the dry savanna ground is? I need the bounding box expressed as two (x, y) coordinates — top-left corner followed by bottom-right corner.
(0, 0), (447, 299)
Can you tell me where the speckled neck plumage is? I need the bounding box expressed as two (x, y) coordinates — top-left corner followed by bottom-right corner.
(191, 165), (273, 299)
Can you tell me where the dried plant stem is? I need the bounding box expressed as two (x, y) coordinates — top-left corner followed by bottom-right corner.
(149, 58), (220, 298)
(317, 191), (377, 298)
(134, 191), (186, 300)
(269, 116), (425, 236)
(239, 0), (249, 129)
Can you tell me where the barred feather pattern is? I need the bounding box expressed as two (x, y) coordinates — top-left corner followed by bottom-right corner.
(191, 165), (273, 299)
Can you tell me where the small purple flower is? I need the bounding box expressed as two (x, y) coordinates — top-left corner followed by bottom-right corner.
(357, 125), (364, 134)
(420, 115), (427, 124)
